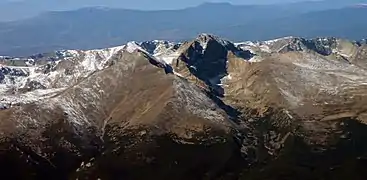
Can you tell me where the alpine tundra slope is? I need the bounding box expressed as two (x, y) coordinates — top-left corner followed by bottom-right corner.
(1, 34), (367, 179)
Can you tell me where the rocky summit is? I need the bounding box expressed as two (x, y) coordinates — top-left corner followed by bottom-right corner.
(1, 34), (367, 179)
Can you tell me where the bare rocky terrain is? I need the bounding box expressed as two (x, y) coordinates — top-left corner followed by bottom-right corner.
(1, 34), (367, 179)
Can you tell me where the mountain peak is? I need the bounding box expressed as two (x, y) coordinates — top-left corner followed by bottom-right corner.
(194, 33), (232, 49)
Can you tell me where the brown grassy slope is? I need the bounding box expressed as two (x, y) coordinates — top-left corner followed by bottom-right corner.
(0, 50), (243, 179)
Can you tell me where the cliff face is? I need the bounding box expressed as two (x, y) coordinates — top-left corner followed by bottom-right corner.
(1, 35), (367, 179)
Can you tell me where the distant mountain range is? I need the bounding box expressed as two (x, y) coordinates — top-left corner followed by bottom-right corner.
(0, 1), (366, 56)
(0, 0), (327, 22)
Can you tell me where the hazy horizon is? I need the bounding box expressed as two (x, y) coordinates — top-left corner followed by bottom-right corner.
(0, 0), (321, 11)
(0, 0), (339, 22)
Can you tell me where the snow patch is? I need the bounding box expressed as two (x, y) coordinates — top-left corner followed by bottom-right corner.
(264, 36), (294, 45)
(154, 52), (180, 64)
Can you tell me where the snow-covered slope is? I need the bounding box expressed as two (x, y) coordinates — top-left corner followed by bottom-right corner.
(0, 40), (182, 108)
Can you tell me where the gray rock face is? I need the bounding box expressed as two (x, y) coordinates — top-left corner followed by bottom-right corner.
(269, 37), (338, 55)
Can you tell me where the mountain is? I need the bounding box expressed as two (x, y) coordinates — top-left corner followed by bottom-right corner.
(1, 34), (367, 179)
(216, 6), (367, 41)
(0, 2), (366, 56)
(0, 0), (331, 22)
